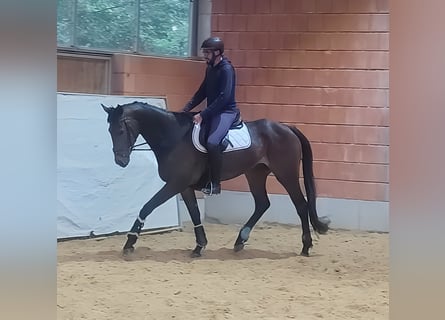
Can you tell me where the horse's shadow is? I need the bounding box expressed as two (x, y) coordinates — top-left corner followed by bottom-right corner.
(58, 246), (316, 264)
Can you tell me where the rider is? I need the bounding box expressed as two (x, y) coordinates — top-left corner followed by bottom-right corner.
(182, 36), (240, 195)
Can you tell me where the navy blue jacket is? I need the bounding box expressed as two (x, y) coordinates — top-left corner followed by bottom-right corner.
(183, 57), (238, 121)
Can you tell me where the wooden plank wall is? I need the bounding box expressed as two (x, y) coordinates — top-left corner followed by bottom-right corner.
(212, 0), (389, 201)
(57, 54), (111, 94)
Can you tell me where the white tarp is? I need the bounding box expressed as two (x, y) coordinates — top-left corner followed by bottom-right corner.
(57, 93), (180, 239)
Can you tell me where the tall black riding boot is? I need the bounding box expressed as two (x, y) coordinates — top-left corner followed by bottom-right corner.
(202, 144), (222, 195)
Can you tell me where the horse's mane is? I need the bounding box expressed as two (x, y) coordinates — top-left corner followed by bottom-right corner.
(115, 101), (196, 129)
(121, 101), (169, 115)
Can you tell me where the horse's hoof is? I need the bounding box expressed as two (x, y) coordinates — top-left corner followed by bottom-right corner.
(234, 243), (245, 252)
(300, 251), (310, 257)
(190, 245), (204, 258)
(122, 247), (135, 256)
(190, 251), (202, 258)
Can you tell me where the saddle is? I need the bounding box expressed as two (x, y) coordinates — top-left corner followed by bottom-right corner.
(192, 117), (251, 153)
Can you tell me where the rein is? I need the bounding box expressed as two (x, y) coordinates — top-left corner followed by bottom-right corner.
(131, 142), (152, 151)
(122, 117), (152, 152)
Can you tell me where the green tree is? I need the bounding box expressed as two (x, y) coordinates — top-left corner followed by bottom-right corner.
(57, 0), (75, 45)
(139, 0), (189, 56)
(57, 0), (190, 57)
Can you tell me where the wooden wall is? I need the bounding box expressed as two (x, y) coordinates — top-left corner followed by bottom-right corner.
(211, 0), (389, 201)
(58, 53), (111, 94)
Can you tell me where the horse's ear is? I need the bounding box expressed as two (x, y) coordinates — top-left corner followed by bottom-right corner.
(101, 104), (112, 114)
(115, 105), (124, 116)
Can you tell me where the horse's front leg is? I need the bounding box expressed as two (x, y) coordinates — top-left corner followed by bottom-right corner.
(181, 187), (207, 257)
(123, 183), (180, 255)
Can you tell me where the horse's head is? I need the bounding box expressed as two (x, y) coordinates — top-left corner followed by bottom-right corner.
(102, 103), (139, 168)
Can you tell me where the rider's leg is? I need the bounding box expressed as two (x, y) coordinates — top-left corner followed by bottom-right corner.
(201, 110), (238, 195)
(202, 143), (223, 194)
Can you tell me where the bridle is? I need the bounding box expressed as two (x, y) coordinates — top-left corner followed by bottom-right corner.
(114, 117), (152, 154)
(124, 118), (152, 151)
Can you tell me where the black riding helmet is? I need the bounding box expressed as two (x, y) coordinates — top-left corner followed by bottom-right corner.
(201, 37), (224, 55)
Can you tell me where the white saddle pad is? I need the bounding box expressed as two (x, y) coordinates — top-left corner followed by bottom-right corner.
(192, 122), (251, 153)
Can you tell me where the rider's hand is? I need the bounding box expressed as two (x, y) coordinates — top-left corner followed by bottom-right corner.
(193, 113), (202, 124)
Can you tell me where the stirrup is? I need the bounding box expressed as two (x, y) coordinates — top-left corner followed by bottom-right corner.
(201, 182), (221, 195)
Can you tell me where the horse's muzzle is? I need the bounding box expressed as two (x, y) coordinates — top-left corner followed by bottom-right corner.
(114, 151), (130, 167)
(115, 157), (129, 167)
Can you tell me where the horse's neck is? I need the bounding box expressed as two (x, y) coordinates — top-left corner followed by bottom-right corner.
(137, 108), (188, 153)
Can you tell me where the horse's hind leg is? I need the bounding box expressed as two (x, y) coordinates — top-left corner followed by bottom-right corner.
(273, 172), (313, 256)
(234, 165), (271, 252)
(181, 187), (208, 257)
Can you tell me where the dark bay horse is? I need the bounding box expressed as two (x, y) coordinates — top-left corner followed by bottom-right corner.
(102, 101), (330, 257)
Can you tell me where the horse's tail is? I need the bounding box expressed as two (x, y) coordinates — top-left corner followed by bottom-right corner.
(288, 126), (330, 234)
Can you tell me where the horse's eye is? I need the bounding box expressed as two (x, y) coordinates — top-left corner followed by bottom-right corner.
(119, 129), (124, 135)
